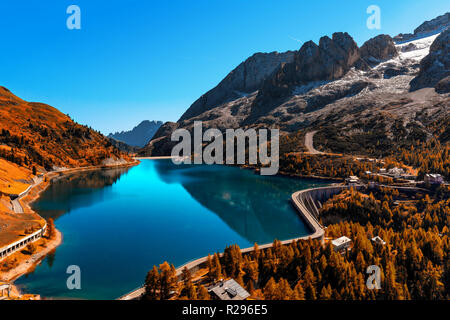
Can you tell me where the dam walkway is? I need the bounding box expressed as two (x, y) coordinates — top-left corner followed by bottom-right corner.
(118, 184), (363, 300)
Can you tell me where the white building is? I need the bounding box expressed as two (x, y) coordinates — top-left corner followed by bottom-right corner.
(387, 167), (405, 178)
(331, 236), (352, 252)
(424, 174), (444, 185)
(209, 279), (250, 300)
(346, 176), (360, 184)
(371, 236), (386, 246)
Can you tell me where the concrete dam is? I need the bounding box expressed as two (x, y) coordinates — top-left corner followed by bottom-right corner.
(119, 184), (360, 300)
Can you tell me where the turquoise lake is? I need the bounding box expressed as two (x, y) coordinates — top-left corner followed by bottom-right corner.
(15, 159), (328, 299)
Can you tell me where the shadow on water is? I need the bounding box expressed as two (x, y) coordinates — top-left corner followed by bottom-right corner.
(16, 160), (331, 300)
(152, 160), (327, 243)
(32, 167), (132, 221)
(34, 160), (327, 244)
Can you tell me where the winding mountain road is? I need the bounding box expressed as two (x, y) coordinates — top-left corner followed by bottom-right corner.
(10, 176), (43, 214)
(304, 131), (324, 155)
(11, 199), (23, 214)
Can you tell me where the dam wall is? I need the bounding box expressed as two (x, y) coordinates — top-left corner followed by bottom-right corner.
(173, 185), (367, 280)
(118, 184), (363, 300)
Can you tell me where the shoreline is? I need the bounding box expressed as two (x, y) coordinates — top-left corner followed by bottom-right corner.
(136, 156), (344, 182)
(0, 159), (140, 298)
(118, 184), (341, 300)
(1, 229), (62, 283)
(134, 156), (175, 160)
(3, 158), (342, 300)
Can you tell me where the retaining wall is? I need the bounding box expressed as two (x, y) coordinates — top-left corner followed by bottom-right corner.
(0, 224), (47, 261)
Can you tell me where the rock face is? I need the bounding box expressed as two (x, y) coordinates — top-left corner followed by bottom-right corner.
(246, 32), (367, 122)
(410, 29), (450, 92)
(414, 12), (450, 35)
(282, 32), (363, 85)
(360, 34), (398, 65)
(179, 51), (295, 121)
(140, 13), (449, 157)
(435, 76), (450, 94)
(394, 12), (449, 43)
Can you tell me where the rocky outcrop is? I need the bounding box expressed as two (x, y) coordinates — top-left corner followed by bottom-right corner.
(410, 29), (450, 92)
(435, 76), (450, 94)
(139, 13), (449, 157)
(303, 80), (371, 112)
(151, 121), (179, 140)
(289, 32), (363, 84)
(246, 32), (367, 122)
(179, 51), (295, 121)
(360, 34), (398, 65)
(394, 12), (449, 43)
(414, 12), (450, 35)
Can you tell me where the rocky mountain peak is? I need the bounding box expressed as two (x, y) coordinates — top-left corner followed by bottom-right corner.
(178, 50), (295, 121)
(360, 34), (398, 65)
(109, 120), (163, 148)
(414, 12), (449, 35)
(394, 12), (449, 43)
(141, 12), (449, 157)
(410, 28), (450, 93)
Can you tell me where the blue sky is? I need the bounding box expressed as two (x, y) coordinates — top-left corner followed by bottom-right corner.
(0, 1), (448, 134)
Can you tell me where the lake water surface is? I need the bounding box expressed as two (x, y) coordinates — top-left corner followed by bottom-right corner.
(15, 160), (328, 299)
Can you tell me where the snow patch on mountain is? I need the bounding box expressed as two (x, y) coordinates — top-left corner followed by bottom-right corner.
(396, 33), (440, 62)
(292, 81), (329, 96)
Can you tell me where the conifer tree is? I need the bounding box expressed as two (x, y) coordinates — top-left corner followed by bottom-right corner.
(197, 285), (210, 300)
(144, 266), (160, 300)
(159, 262), (177, 300)
(293, 281), (305, 300)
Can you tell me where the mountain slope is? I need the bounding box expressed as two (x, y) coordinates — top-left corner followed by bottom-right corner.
(179, 51), (295, 121)
(0, 86), (130, 184)
(108, 120), (163, 148)
(410, 29), (450, 92)
(394, 12), (449, 43)
(140, 12), (449, 158)
(0, 87), (132, 249)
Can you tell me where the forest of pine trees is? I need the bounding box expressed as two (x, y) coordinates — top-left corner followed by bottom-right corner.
(0, 120), (126, 171)
(279, 153), (386, 180)
(390, 140), (450, 180)
(144, 186), (449, 300)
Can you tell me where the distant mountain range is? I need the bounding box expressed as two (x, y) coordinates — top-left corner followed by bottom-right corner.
(140, 12), (449, 157)
(109, 120), (163, 148)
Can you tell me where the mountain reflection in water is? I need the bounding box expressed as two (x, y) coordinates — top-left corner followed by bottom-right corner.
(35, 167), (131, 220)
(18, 160), (329, 299)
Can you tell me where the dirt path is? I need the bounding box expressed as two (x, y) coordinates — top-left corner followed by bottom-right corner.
(11, 199), (23, 214)
(305, 131), (324, 155)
